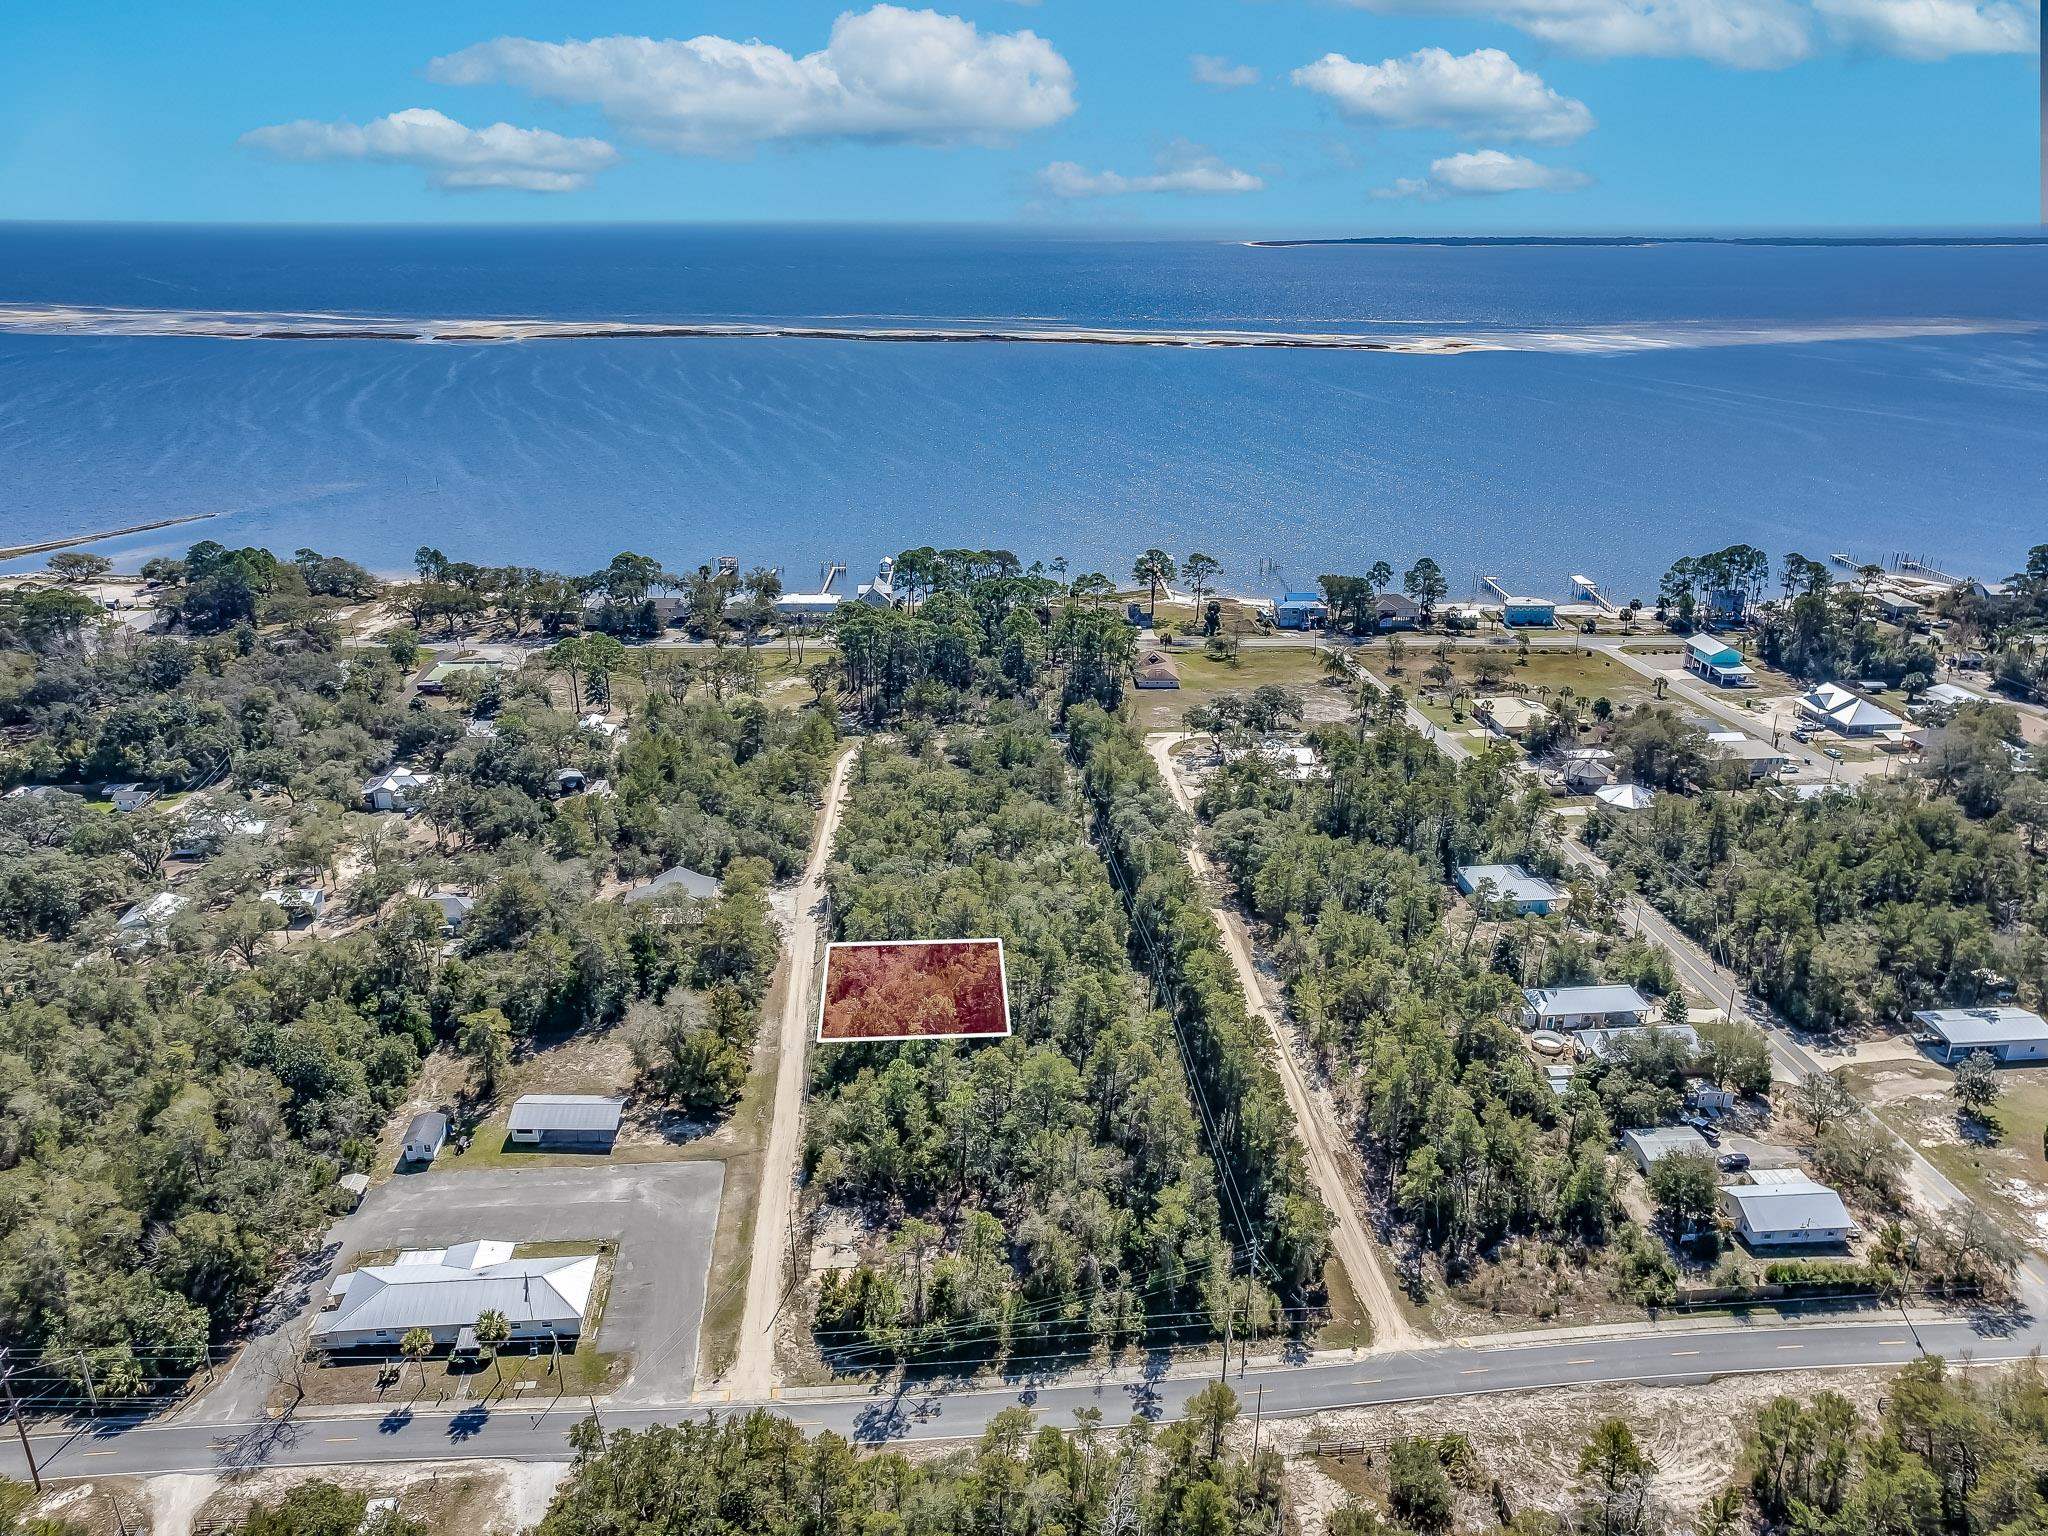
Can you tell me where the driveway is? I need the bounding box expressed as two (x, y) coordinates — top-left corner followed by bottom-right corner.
(185, 1163), (722, 1421)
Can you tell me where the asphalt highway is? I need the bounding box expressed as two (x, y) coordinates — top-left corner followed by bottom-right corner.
(6, 1309), (2033, 1483)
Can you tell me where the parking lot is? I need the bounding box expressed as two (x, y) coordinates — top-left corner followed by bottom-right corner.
(188, 1163), (723, 1421)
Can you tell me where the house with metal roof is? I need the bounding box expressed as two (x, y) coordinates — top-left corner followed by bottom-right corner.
(1523, 984), (1653, 1032)
(1707, 731), (1789, 782)
(1913, 1006), (2048, 1065)
(1273, 592), (1328, 630)
(1797, 683), (1904, 737)
(1623, 1125), (1713, 1173)
(1684, 635), (1755, 688)
(427, 891), (474, 935)
(623, 865), (723, 905)
(1720, 1175), (1856, 1248)
(1575, 1023), (1701, 1061)
(364, 765), (435, 812)
(104, 782), (158, 814)
(1455, 864), (1567, 915)
(507, 1095), (625, 1150)
(1475, 696), (1550, 736)
(312, 1241), (597, 1353)
(1595, 783), (1656, 812)
(117, 890), (189, 942)
(1917, 682), (1990, 715)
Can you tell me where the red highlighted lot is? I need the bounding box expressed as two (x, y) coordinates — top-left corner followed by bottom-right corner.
(817, 938), (1012, 1043)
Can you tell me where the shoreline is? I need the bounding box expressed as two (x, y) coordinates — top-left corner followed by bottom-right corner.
(0, 510), (217, 562)
(0, 305), (2037, 357)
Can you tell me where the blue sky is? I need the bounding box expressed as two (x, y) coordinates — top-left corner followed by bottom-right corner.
(0, 0), (2037, 230)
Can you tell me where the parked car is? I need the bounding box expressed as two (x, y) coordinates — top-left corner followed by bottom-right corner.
(1717, 1151), (1751, 1173)
(1682, 1116), (1722, 1146)
(1823, 746), (1844, 761)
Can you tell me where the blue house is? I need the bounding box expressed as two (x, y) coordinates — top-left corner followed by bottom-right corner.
(1274, 592), (1329, 630)
(1500, 596), (1556, 628)
(1684, 634), (1755, 688)
(1455, 863), (1568, 916)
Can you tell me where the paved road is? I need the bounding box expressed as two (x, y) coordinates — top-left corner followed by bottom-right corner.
(727, 745), (856, 1399)
(1145, 732), (1419, 1350)
(183, 1165), (726, 1424)
(10, 1308), (2033, 1482)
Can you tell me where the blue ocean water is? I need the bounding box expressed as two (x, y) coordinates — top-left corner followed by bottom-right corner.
(2, 224), (2044, 597)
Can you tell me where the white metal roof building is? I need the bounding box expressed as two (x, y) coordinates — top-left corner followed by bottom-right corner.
(1523, 984), (1653, 1031)
(313, 1241), (598, 1351)
(1797, 683), (1904, 737)
(507, 1094), (625, 1147)
(1455, 864), (1567, 915)
(1575, 1023), (1701, 1061)
(1719, 1176), (1856, 1247)
(1913, 1006), (2048, 1065)
(623, 866), (723, 905)
(1623, 1125), (1713, 1173)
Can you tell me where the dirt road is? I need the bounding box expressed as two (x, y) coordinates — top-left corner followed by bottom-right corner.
(726, 745), (856, 1398)
(1145, 732), (1422, 1349)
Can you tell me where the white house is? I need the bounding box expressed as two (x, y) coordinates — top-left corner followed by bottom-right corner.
(623, 865), (723, 906)
(1595, 783), (1655, 812)
(1475, 696), (1550, 735)
(1559, 748), (1617, 791)
(854, 556), (898, 609)
(427, 892), (474, 935)
(117, 890), (189, 941)
(1455, 864), (1567, 916)
(312, 1240), (597, 1353)
(261, 886), (327, 923)
(1684, 635), (1755, 688)
(364, 766), (435, 812)
(1797, 683), (1904, 738)
(1523, 984), (1653, 1032)
(1912, 1006), (2048, 1065)
(1575, 1023), (1700, 1061)
(1708, 732), (1789, 782)
(1720, 1175), (1856, 1248)
(1623, 1125), (1714, 1174)
(1917, 682), (1989, 715)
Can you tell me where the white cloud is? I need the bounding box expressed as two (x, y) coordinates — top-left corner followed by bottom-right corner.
(1331, 0), (1814, 69)
(1812, 0), (2037, 56)
(1292, 46), (1594, 143)
(1191, 53), (1261, 87)
(1375, 148), (1592, 198)
(428, 5), (1076, 155)
(1039, 142), (1264, 197)
(241, 108), (617, 192)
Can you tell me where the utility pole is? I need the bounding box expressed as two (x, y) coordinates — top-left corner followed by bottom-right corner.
(76, 1353), (96, 1414)
(0, 1350), (41, 1493)
(1218, 1301), (1231, 1385)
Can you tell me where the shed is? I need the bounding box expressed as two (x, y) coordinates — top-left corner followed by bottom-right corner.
(1912, 1006), (2048, 1065)
(401, 1111), (449, 1165)
(1523, 984), (1653, 1032)
(507, 1094), (625, 1149)
(336, 1172), (371, 1210)
(1455, 864), (1567, 916)
(1720, 1176), (1856, 1248)
(1623, 1125), (1713, 1174)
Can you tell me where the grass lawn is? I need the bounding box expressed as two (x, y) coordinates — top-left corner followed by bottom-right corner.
(1128, 644), (1327, 730)
(1851, 1059), (2048, 1247)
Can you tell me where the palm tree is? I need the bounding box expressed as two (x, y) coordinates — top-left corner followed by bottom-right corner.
(1131, 550), (1177, 622)
(400, 1327), (435, 1399)
(475, 1308), (512, 1391)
